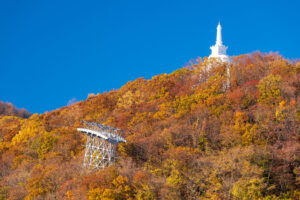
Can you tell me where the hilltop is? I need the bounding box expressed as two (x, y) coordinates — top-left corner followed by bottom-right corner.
(0, 52), (299, 200)
(0, 101), (31, 118)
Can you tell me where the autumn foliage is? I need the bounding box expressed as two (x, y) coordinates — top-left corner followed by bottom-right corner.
(0, 52), (299, 199)
(0, 101), (31, 118)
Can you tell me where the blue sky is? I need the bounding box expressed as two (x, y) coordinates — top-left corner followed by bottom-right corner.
(0, 0), (299, 113)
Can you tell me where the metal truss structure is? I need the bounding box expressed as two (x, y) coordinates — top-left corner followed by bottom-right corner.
(77, 121), (126, 170)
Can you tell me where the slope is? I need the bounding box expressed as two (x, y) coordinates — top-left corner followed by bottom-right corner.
(0, 52), (299, 200)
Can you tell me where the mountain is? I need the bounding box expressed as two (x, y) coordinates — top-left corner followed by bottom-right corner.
(0, 52), (299, 200)
(0, 101), (31, 118)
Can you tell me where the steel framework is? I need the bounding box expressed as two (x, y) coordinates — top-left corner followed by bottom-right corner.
(77, 121), (126, 170)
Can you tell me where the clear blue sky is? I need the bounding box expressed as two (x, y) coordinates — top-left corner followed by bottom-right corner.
(0, 0), (299, 113)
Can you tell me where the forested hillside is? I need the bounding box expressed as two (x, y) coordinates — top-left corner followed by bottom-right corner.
(0, 52), (299, 200)
(0, 101), (31, 118)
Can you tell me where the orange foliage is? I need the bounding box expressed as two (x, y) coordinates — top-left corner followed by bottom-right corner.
(0, 52), (299, 199)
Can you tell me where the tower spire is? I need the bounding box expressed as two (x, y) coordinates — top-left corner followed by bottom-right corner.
(208, 21), (229, 63)
(216, 21), (222, 45)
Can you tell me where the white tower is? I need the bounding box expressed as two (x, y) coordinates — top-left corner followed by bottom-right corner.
(209, 21), (230, 62)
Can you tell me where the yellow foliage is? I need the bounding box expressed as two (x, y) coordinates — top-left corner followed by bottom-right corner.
(275, 100), (287, 121)
(0, 52), (299, 200)
(25, 164), (57, 200)
(117, 90), (145, 108)
(128, 112), (148, 129)
(173, 95), (197, 118)
(153, 103), (172, 120)
(231, 178), (264, 200)
(11, 120), (44, 146)
(166, 168), (182, 187)
(233, 111), (250, 135)
(135, 184), (156, 200)
(149, 86), (170, 101)
(88, 188), (106, 200)
(64, 190), (74, 200)
(233, 112), (262, 145)
(257, 74), (282, 105)
(87, 175), (134, 200)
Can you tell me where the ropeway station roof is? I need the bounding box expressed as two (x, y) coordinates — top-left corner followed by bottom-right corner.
(77, 121), (126, 144)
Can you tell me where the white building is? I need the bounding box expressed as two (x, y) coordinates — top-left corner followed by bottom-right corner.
(209, 22), (230, 63)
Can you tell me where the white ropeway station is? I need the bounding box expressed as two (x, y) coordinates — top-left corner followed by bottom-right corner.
(77, 121), (127, 170)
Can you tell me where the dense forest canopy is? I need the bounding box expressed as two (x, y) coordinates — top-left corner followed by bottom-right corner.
(0, 101), (31, 118)
(0, 52), (299, 200)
